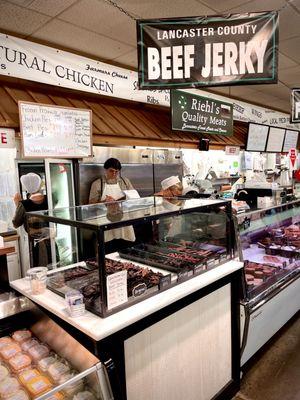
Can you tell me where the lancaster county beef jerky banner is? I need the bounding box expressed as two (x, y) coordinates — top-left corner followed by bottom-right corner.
(291, 89), (300, 123)
(137, 11), (278, 89)
(171, 90), (233, 136)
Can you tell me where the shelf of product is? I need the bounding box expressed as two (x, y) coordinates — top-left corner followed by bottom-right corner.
(236, 200), (300, 303)
(26, 197), (234, 317)
(0, 329), (100, 400)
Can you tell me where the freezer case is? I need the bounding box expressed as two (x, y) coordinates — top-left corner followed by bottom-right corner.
(25, 197), (234, 318)
(0, 307), (113, 400)
(235, 200), (300, 365)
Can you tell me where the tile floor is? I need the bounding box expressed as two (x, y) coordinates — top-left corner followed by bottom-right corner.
(232, 313), (300, 400)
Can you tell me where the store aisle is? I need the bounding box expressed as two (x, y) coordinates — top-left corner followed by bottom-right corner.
(233, 313), (300, 400)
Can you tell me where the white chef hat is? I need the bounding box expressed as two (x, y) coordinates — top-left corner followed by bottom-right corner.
(20, 173), (42, 194)
(161, 176), (181, 190)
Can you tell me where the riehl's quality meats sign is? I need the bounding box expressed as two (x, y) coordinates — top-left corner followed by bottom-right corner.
(137, 11), (278, 89)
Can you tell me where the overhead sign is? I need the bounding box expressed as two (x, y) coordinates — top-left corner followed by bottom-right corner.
(0, 128), (15, 148)
(171, 90), (233, 135)
(19, 102), (92, 158)
(291, 89), (300, 123)
(137, 11), (278, 89)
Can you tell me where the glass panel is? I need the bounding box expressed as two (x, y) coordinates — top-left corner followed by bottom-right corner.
(48, 162), (76, 265)
(237, 201), (300, 300)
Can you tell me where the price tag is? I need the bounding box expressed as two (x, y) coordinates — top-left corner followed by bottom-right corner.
(106, 270), (128, 310)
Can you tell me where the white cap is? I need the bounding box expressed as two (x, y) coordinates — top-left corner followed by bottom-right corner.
(20, 173), (41, 194)
(161, 176), (180, 190)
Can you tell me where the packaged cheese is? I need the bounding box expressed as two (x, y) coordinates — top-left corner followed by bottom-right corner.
(6, 389), (29, 400)
(37, 355), (57, 373)
(25, 375), (52, 397)
(8, 353), (31, 373)
(48, 361), (70, 383)
(18, 368), (40, 385)
(21, 339), (39, 353)
(27, 344), (49, 362)
(0, 376), (21, 398)
(11, 331), (32, 344)
(73, 390), (96, 400)
(59, 373), (84, 396)
(0, 338), (14, 350)
(0, 364), (9, 381)
(0, 344), (22, 360)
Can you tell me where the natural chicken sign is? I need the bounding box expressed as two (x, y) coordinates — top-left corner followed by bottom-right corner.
(137, 11), (278, 89)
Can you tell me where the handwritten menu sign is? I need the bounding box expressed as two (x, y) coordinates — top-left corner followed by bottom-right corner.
(266, 127), (285, 152)
(246, 123), (269, 152)
(19, 101), (92, 158)
(106, 270), (128, 310)
(282, 130), (299, 152)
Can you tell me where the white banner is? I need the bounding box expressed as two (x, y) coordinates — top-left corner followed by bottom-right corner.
(0, 128), (15, 148)
(0, 33), (299, 131)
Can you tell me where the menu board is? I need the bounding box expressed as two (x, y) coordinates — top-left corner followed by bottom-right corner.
(266, 127), (285, 152)
(282, 129), (299, 152)
(246, 123), (269, 152)
(19, 101), (92, 158)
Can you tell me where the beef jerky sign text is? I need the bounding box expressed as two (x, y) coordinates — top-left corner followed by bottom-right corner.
(137, 11), (278, 89)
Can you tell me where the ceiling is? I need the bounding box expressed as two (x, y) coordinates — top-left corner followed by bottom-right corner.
(0, 0), (299, 114)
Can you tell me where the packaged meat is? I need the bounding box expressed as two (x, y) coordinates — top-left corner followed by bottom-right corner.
(0, 364), (9, 381)
(45, 392), (64, 400)
(37, 355), (57, 373)
(28, 344), (49, 362)
(25, 375), (52, 397)
(48, 361), (70, 383)
(8, 353), (31, 373)
(21, 339), (39, 352)
(0, 344), (22, 360)
(5, 389), (29, 400)
(73, 390), (96, 400)
(11, 331), (32, 344)
(0, 338), (14, 350)
(59, 373), (84, 396)
(18, 369), (41, 385)
(0, 376), (21, 398)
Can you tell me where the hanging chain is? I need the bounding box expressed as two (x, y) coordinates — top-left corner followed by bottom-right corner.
(102, 0), (137, 20)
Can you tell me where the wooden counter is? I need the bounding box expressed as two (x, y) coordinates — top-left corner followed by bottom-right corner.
(0, 246), (15, 256)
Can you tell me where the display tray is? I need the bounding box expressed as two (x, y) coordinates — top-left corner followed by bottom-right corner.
(47, 259), (172, 316)
(244, 260), (299, 299)
(119, 241), (228, 278)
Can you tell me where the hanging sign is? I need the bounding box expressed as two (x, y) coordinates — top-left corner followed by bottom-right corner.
(291, 89), (300, 123)
(0, 128), (15, 148)
(289, 148), (297, 167)
(137, 11), (278, 89)
(171, 90), (233, 135)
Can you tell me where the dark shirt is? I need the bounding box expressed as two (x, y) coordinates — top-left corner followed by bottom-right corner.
(12, 197), (48, 231)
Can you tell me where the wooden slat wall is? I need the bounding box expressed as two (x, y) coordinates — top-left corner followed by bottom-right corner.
(0, 81), (248, 149)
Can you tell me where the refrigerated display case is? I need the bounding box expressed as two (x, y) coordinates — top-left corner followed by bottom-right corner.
(25, 197), (234, 318)
(0, 307), (114, 400)
(236, 200), (300, 365)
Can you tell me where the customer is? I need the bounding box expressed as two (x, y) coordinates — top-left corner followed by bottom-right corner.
(155, 176), (183, 197)
(12, 173), (51, 267)
(12, 173), (48, 230)
(89, 158), (134, 204)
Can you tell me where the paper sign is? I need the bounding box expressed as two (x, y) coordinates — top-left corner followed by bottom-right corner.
(266, 127), (285, 152)
(225, 146), (240, 155)
(246, 123), (269, 151)
(106, 270), (128, 310)
(282, 129), (299, 152)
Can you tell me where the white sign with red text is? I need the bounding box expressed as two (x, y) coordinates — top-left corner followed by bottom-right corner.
(0, 128), (15, 148)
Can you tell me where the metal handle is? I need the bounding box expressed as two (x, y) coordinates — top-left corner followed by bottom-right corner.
(35, 362), (114, 400)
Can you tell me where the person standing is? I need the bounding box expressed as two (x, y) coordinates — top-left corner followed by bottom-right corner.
(89, 158), (134, 204)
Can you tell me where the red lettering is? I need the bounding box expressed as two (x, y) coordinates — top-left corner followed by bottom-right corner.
(1, 133), (7, 144)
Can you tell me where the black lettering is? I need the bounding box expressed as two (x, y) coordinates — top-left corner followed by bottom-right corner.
(55, 65), (65, 78)
(18, 52), (30, 68)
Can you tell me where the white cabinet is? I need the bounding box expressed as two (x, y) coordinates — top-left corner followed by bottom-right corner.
(4, 238), (21, 281)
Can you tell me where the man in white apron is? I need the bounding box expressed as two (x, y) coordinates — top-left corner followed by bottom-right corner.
(89, 158), (136, 253)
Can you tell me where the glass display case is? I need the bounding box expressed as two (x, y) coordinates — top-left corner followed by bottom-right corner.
(236, 200), (300, 304)
(26, 197), (234, 318)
